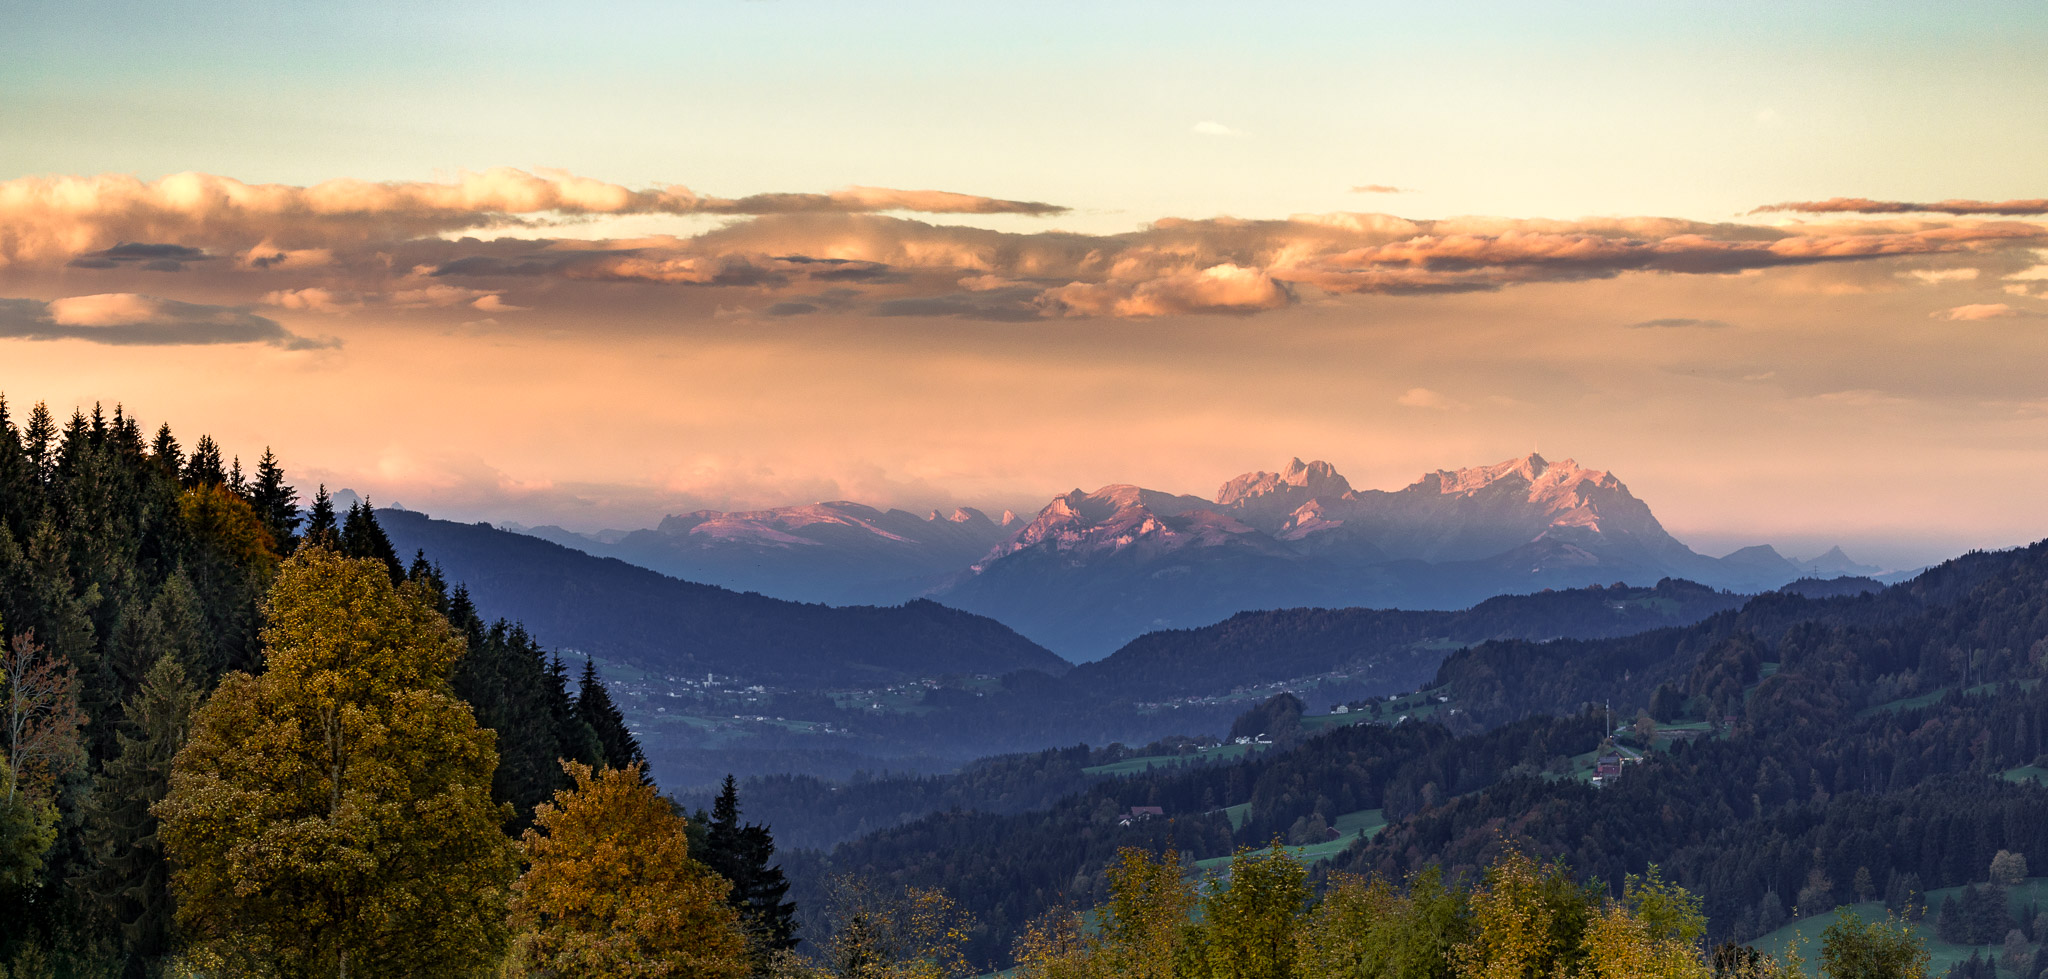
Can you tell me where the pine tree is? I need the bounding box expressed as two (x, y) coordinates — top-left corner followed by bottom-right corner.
(405, 550), (448, 614)
(247, 449), (298, 554)
(701, 775), (800, 968)
(549, 652), (605, 771)
(0, 395), (41, 541)
(302, 484), (338, 549)
(24, 401), (57, 485)
(578, 659), (645, 773)
(148, 423), (181, 477)
(80, 654), (201, 972)
(338, 500), (403, 583)
(181, 435), (225, 488)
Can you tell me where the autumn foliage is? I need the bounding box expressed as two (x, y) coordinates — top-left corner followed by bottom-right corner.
(157, 547), (518, 976)
(510, 760), (750, 979)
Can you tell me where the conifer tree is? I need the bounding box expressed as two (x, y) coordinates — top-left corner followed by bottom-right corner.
(181, 435), (225, 488)
(0, 395), (40, 541)
(24, 401), (56, 485)
(302, 484), (338, 549)
(549, 652), (605, 771)
(338, 500), (404, 583)
(405, 550), (448, 614)
(578, 658), (645, 773)
(701, 775), (800, 968)
(157, 548), (518, 976)
(148, 424), (181, 477)
(247, 448), (299, 554)
(79, 654), (201, 972)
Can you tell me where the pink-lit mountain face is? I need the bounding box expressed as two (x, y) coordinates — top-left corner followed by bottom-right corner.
(935, 454), (1809, 658)
(526, 453), (1834, 659)
(978, 453), (1705, 574)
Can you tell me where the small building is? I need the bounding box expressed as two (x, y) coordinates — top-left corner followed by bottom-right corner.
(1118, 806), (1165, 827)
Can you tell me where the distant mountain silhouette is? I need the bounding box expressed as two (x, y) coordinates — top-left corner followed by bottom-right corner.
(376, 508), (1069, 685)
(524, 502), (1017, 606)
(935, 455), (1839, 658)
(487, 454), (1875, 660)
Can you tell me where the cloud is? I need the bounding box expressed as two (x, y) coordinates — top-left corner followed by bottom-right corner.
(1350, 185), (1406, 194)
(66, 241), (214, 271)
(1627, 317), (1730, 329)
(1903, 267), (1980, 284)
(0, 168), (1065, 264)
(8, 167), (2047, 325)
(1038, 264), (1290, 318)
(1754, 197), (2048, 216)
(1933, 303), (2041, 321)
(1191, 121), (1243, 137)
(262, 284), (519, 314)
(0, 293), (335, 348)
(1396, 387), (1463, 410)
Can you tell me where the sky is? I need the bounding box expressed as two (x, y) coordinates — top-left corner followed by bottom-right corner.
(3, 1), (2047, 569)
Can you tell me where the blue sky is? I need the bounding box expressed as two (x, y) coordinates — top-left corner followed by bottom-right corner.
(7, 2), (2044, 230)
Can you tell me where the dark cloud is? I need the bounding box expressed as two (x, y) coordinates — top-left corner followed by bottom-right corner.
(1754, 197), (2048, 216)
(871, 289), (1048, 322)
(0, 294), (335, 349)
(428, 255), (569, 277)
(67, 241), (214, 271)
(1628, 317), (1731, 329)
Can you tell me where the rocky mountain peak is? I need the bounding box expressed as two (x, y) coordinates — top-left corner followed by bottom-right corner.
(1217, 457), (1354, 506)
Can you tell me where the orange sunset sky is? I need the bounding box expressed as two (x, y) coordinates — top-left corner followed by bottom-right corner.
(4, 2), (2046, 569)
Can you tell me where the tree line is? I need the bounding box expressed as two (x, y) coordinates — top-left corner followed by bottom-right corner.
(0, 398), (793, 977)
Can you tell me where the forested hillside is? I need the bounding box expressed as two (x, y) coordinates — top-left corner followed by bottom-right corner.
(379, 508), (1073, 686)
(784, 540), (2048, 974)
(0, 398), (783, 975)
(1069, 577), (1746, 701)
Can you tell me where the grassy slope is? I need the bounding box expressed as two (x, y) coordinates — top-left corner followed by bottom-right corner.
(1753, 877), (2048, 976)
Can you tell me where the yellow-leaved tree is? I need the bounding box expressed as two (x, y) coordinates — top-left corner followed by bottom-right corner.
(1581, 868), (1711, 979)
(817, 875), (976, 979)
(509, 760), (751, 979)
(1090, 847), (1199, 979)
(1197, 844), (1312, 979)
(156, 546), (518, 977)
(1451, 848), (1598, 979)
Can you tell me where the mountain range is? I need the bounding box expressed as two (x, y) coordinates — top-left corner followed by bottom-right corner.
(456, 453), (1883, 659)
(374, 508), (1068, 686)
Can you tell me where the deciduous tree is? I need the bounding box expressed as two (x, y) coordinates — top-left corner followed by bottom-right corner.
(510, 760), (749, 979)
(157, 547), (517, 977)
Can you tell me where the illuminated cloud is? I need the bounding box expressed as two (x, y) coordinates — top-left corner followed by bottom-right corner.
(5, 168), (2046, 324)
(0, 293), (334, 348)
(1191, 121), (1243, 137)
(1038, 264), (1290, 318)
(1754, 197), (2048, 216)
(0, 169), (1065, 264)
(1933, 303), (2040, 321)
(1350, 185), (1407, 194)
(1903, 267), (1980, 284)
(1396, 387), (1463, 410)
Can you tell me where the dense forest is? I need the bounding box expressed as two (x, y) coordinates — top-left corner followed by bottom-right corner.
(0, 398), (794, 976)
